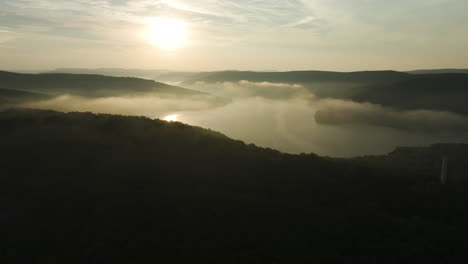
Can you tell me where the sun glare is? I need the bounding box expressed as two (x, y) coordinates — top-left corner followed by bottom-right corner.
(163, 114), (178, 122)
(148, 18), (187, 48)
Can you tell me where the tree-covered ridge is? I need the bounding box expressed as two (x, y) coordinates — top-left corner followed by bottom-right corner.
(1, 108), (468, 263)
(181, 70), (468, 116)
(352, 74), (468, 116)
(0, 88), (52, 105)
(181, 70), (412, 85)
(0, 70), (207, 97)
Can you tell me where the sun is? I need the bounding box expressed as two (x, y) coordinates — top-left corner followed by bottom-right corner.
(148, 18), (187, 48)
(163, 114), (178, 122)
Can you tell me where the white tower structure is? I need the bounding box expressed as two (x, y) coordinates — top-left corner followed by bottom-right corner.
(441, 156), (448, 184)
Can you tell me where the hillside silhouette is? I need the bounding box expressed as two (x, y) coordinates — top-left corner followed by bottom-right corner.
(47, 68), (197, 83)
(182, 70), (468, 116)
(408, 69), (468, 74)
(2, 108), (468, 263)
(352, 74), (468, 116)
(0, 88), (52, 106)
(181, 70), (412, 86)
(0, 70), (208, 98)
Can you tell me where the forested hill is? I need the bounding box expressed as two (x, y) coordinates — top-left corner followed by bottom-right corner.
(0, 70), (205, 97)
(352, 73), (468, 116)
(180, 70), (468, 117)
(408, 69), (468, 74)
(0, 88), (52, 105)
(181, 70), (412, 85)
(46, 68), (197, 82)
(2, 108), (468, 263)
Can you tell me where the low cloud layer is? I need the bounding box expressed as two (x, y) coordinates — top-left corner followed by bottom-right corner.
(191, 80), (309, 99)
(21, 94), (220, 119)
(15, 80), (468, 157)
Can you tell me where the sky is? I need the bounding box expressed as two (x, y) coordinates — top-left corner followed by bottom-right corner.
(1, 0), (468, 71)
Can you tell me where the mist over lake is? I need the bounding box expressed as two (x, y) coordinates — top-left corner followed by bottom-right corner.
(17, 74), (468, 157)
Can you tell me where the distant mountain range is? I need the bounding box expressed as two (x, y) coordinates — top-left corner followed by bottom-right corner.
(352, 73), (468, 116)
(6, 67), (468, 78)
(0, 70), (204, 97)
(180, 70), (468, 116)
(2, 69), (468, 117)
(45, 68), (197, 83)
(407, 69), (468, 74)
(181, 70), (413, 85)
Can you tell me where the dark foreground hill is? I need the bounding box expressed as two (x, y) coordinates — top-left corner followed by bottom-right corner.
(1, 109), (468, 263)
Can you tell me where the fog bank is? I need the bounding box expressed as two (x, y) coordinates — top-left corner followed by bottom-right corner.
(18, 81), (468, 157)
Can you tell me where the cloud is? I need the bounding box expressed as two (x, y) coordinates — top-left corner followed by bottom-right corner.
(21, 94), (220, 119)
(3, 0), (325, 31)
(315, 100), (468, 133)
(285, 16), (323, 29)
(3, 0), (468, 72)
(0, 28), (17, 43)
(159, 0), (319, 25)
(238, 80), (303, 89)
(190, 80), (308, 99)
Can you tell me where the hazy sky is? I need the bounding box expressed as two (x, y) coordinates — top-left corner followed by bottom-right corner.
(1, 0), (468, 71)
